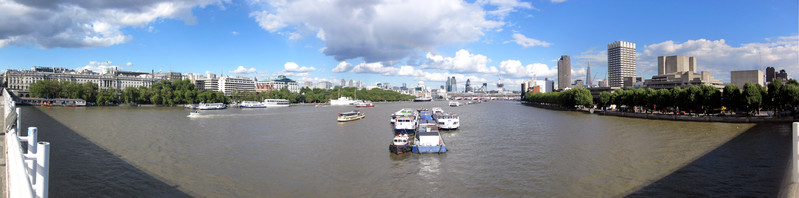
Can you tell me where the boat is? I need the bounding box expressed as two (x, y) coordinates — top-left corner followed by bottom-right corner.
(389, 134), (413, 154)
(413, 97), (432, 102)
(330, 96), (356, 106)
(263, 99), (290, 107)
(436, 113), (459, 130)
(198, 102), (226, 110)
(431, 107), (444, 114)
(337, 110), (365, 122)
(354, 100), (374, 107)
(393, 116), (417, 135)
(412, 122), (447, 153)
(239, 101), (266, 108)
(390, 108), (417, 125)
(448, 101), (462, 107)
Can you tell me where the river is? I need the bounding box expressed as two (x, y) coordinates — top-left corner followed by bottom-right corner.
(20, 101), (791, 197)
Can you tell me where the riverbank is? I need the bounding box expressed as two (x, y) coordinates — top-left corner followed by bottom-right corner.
(521, 101), (799, 123)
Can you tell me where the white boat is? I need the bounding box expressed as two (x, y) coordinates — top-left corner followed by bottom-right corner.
(354, 100), (374, 107)
(389, 134), (412, 154)
(263, 99), (290, 107)
(394, 116), (417, 135)
(337, 110), (365, 122)
(390, 108), (416, 124)
(239, 101), (266, 108)
(330, 96), (356, 106)
(413, 97), (432, 102)
(198, 102), (226, 110)
(448, 101), (462, 107)
(436, 113), (460, 130)
(431, 107), (444, 114)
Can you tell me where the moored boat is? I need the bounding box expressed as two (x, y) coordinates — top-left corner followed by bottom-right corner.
(263, 99), (290, 107)
(337, 110), (365, 122)
(437, 113), (459, 130)
(393, 116), (417, 135)
(390, 108), (416, 124)
(239, 101), (266, 108)
(412, 123), (447, 153)
(413, 97), (432, 102)
(330, 96), (356, 106)
(449, 101), (462, 107)
(198, 102), (226, 110)
(354, 100), (374, 107)
(389, 134), (413, 154)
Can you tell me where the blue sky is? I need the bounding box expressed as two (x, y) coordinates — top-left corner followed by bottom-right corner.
(1, 0), (797, 90)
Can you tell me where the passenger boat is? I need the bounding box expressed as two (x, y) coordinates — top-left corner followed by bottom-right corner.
(448, 101), (462, 107)
(263, 99), (290, 107)
(389, 134), (413, 154)
(198, 102), (226, 110)
(330, 96), (356, 106)
(436, 113), (459, 130)
(354, 100), (374, 107)
(239, 101), (266, 108)
(393, 116), (417, 135)
(337, 110), (365, 122)
(413, 97), (432, 102)
(412, 123), (447, 153)
(431, 107), (444, 114)
(390, 109), (417, 124)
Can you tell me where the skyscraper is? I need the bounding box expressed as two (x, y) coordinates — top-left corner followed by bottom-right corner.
(557, 55), (571, 90)
(766, 67), (775, 83)
(449, 76), (457, 93)
(465, 79), (471, 92)
(586, 61), (591, 88)
(607, 41), (636, 87)
(445, 77), (452, 92)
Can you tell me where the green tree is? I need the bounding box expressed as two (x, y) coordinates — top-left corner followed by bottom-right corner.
(722, 84), (741, 113)
(742, 82), (763, 115)
(597, 91), (611, 109)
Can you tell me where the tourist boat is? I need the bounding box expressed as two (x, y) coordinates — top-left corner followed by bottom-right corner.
(263, 99), (290, 107)
(449, 101), (462, 107)
(412, 123), (447, 153)
(390, 109), (417, 124)
(337, 110), (365, 122)
(413, 97), (432, 102)
(198, 102), (226, 110)
(437, 113), (459, 130)
(431, 107), (444, 114)
(389, 134), (413, 154)
(239, 101), (266, 108)
(394, 116), (417, 135)
(354, 100), (374, 107)
(330, 96), (356, 106)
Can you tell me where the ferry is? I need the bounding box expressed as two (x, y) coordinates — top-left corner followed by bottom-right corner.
(354, 100), (374, 107)
(412, 122), (447, 153)
(449, 101), (462, 107)
(198, 102), (226, 110)
(337, 110), (365, 122)
(239, 101), (266, 108)
(436, 113), (460, 130)
(330, 96), (356, 106)
(263, 99), (290, 107)
(389, 134), (412, 154)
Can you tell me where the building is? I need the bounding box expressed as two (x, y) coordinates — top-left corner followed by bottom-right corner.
(256, 75), (299, 93)
(446, 76), (457, 93)
(644, 55), (724, 89)
(304, 81), (313, 88)
(544, 78), (555, 93)
(465, 79), (472, 93)
(557, 55), (571, 90)
(574, 79), (584, 88)
(586, 61), (592, 88)
(766, 67), (776, 83)
(348, 79), (354, 87)
(776, 69), (789, 82)
(5, 66), (160, 97)
(315, 81), (333, 89)
(607, 41), (636, 87)
(623, 77), (644, 88)
(731, 70), (764, 88)
(218, 76), (255, 96)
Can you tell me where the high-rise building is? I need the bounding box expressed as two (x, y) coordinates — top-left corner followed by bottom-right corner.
(657, 55), (696, 75)
(557, 55), (571, 90)
(766, 67), (775, 83)
(448, 76), (457, 93)
(608, 41), (636, 87)
(340, 79), (346, 87)
(777, 69), (789, 81)
(731, 70), (764, 88)
(348, 79), (354, 87)
(586, 61), (591, 88)
(465, 79), (471, 92)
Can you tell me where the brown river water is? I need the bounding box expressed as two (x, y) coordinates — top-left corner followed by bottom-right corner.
(19, 101), (791, 197)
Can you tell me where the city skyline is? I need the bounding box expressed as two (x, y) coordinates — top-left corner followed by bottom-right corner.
(0, 0), (797, 90)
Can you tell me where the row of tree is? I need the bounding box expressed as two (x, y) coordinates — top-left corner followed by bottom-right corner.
(27, 79), (417, 106)
(229, 87), (417, 103)
(524, 79), (798, 116)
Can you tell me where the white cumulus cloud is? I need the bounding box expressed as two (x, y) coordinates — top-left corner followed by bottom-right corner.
(230, 66), (257, 74)
(250, 0), (525, 62)
(423, 49), (498, 73)
(0, 0), (228, 48)
(282, 62), (316, 72)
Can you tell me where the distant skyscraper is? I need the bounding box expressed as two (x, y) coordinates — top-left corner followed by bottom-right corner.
(557, 55), (571, 90)
(586, 61), (591, 87)
(608, 41), (636, 87)
(449, 76), (457, 93)
(766, 67), (775, 83)
(465, 79), (471, 92)
(348, 79), (354, 87)
(340, 79), (346, 87)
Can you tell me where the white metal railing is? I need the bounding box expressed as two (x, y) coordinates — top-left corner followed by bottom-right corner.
(793, 122), (799, 184)
(4, 89), (49, 198)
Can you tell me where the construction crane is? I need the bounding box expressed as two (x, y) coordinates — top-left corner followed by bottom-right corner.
(592, 72), (599, 88)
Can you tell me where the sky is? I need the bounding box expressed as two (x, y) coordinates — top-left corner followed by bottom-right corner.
(0, 0), (797, 91)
